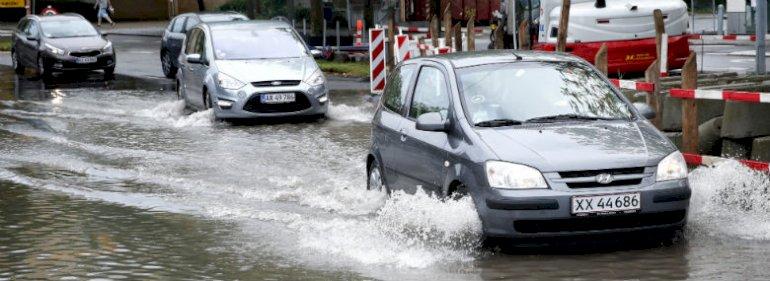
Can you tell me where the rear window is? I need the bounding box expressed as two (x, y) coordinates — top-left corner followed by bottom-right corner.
(199, 14), (248, 22)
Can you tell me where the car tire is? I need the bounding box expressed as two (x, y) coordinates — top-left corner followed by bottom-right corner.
(161, 50), (177, 79)
(37, 56), (50, 79)
(12, 51), (24, 74)
(203, 90), (212, 110)
(448, 183), (469, 200)
(367, 159), (389, 194)
(104, 66), (115, 80)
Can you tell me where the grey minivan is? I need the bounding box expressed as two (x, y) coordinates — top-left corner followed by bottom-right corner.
(366, 51), (691, 239)
(177, 21), (328, 119)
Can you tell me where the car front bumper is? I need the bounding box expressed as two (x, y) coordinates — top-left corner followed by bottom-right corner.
(476, 179), (690, 239)
(43, 53), (116, 72)
(210, 82), (329, 119)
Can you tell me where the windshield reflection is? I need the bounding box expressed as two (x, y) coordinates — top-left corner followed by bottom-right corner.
(458, 61), (632, 125)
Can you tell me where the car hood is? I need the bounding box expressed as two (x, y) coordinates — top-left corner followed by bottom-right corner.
(46, 36), (108, 51)
(475, 121), (674, 172)
(215, 57), (315, 83)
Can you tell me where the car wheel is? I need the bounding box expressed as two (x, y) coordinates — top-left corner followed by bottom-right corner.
(12, 51), (24, 74)
(367, 159), (389, 194)
(161, 50), (177, 78)
(448, 183), (469, 200)
(104, 66), (115, 80)
(203, 90), (212, 109)
(37, 56), (49, 79)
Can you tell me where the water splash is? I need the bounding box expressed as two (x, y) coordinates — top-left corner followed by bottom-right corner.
(327, 103), (373, 123)
(688, 161), (770, 240)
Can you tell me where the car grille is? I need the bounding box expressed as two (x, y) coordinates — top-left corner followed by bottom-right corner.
(242, 93), (311, 113)
(558, 167), (646, 188)
(69, 50), (101, 57)
(513, 210), (687, 233)
(251, 80), (301, 87)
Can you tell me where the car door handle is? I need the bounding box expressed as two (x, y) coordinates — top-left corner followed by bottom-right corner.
(399, 128), (407, 142)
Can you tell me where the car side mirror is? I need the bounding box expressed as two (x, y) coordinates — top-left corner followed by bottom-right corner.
(416, 112), (451, 132)
(310, 49), (323, 58)
(633, 102), (656, 120)
(186, 54), (202, 64)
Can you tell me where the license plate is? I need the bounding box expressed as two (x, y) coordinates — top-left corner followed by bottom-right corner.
(571, 192), (641, 215)
(260, 93), (295, 104)
(76, 57), (97, 64)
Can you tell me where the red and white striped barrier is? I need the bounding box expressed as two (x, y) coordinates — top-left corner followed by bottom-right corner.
(669, 89), (770, 104)
(394, 35), (412, 63)
(369, 28), (386, 94)
(397, 26), (483, 34)
(436, 46), (452, 54)
(609, 79), (655, 92)
(683, 153), (770, 172)
(689, 34), (758, 41)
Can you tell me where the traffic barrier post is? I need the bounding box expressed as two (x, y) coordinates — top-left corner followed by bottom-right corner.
(369, 28), (387, 94)
(681, 52), (699, 154)
(594, 43), (608, 75)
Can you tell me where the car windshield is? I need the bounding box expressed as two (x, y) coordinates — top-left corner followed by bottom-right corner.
(457, 61), (633, 126)
(212, 27), (307, 60)
(40, 20), (99, 38)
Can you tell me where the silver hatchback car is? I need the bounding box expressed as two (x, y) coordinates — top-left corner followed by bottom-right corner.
(177, 21), (328, 119)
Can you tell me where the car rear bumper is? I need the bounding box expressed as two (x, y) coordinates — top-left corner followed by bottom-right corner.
(477, 179), (690, 239)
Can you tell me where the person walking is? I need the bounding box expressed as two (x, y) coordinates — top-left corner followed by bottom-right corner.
(93, 0), (115, 27)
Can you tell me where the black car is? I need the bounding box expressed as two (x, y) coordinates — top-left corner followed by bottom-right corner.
(160, 11), (248, 78)
(11, 14), (116, 79)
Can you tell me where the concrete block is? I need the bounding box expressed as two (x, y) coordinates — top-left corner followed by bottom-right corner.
(660, 94), (725, 131)
(721, 138), (753, 159)
(664, 132), (683, 150)
(721, 102), (770, 138)
(751, 136), (770, 162)
(699, 117), (723, 155)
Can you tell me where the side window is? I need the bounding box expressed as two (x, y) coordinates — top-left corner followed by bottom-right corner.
(409, 66), (450, 119)
(172, 16), (186, 33)
(17, 20), (28, 33)
(184, 17), (201, 33)
(195, 32), (207, 57)
(382, 64), (417, 113)
(27, 21), (39, 38)
(185, 29), (200, 54)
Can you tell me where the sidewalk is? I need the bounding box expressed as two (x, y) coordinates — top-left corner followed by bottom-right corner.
(99, 21), (168, 37)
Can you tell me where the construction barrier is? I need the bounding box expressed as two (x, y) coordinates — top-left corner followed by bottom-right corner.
(669, 89), (770, 103)
(355, 20), (364, 46)
(683, 153), (770, 172)
(394, 35), (413, 63)
(369, 28), (386, 93)
(660, 33), (668, 77)
(689, 34), (758, 41)
(609, 79), (656, 92)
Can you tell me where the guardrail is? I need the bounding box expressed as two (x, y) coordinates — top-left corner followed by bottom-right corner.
(669, 89), (770, 103)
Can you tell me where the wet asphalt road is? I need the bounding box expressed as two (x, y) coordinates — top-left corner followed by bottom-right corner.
(1, 62), (770, 280)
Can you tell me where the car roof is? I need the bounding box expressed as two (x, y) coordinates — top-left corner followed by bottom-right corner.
(413, 50), (585, 68)
(178, 11), (246, 18)
(205, 20), (292, 31)
(28, 14), (86, 22)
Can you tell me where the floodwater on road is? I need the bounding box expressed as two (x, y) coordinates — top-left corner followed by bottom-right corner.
(1, 68), (769, 280)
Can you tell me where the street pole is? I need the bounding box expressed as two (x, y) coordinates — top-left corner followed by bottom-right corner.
(690, 0), (695, 33)
(757, 0), (767, 74)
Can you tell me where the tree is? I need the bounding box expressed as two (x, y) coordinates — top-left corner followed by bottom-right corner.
(196, 0), (206, 11)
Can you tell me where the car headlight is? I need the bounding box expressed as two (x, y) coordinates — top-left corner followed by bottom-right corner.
(44, 43), (65, 55)
(102, 41), (113, 53)
(305, 68), (325, 86)
(485, 161), (548, 189)
(217, 72), (245, 90)
(656, 151), (688, 182)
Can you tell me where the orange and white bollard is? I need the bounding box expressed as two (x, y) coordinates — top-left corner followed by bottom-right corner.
(355, 20), (364, 46)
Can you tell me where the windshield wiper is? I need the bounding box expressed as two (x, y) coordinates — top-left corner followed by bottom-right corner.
(475, 119), (523, 127)
(525, 114), (621, 123)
